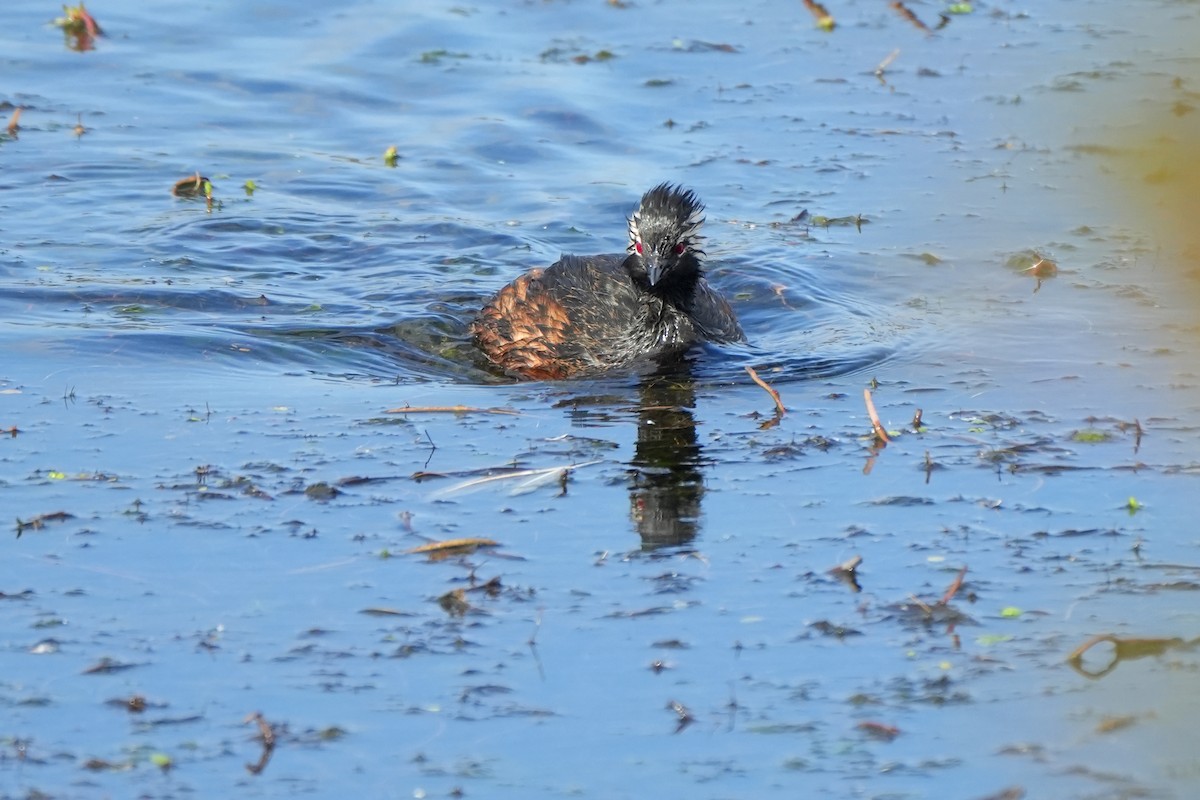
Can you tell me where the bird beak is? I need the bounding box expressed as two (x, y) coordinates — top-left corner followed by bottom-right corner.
(643, 252), (663, 286)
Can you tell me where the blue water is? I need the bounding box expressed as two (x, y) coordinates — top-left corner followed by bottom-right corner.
(4, 0), (1200, 797)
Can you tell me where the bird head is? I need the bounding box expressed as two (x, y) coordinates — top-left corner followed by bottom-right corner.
(625, 183), (706, 293)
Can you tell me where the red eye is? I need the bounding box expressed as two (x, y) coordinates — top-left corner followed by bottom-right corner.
(674, 242), (686, 255)
(635, 241), (644, 255)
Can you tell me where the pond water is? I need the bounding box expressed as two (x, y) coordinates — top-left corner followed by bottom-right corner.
(3, 0), (1200, 797)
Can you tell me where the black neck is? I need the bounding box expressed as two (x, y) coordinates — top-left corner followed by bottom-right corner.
(624, 254), (703, 309)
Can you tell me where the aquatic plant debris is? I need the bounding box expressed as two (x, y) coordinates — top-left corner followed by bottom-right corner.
(1067, 634), (1200, 679)
(892, 565), (971, 627)
(858, 720), (901, 740)
(809, 214), (867, 229)
(82, 657), (141, 674)
(407, 537), (500, 559)
(439, 588), (471, 616)
(828, 555), (864, 592)
(3, 1), (1200, 795)
(1069, 428), (1112, 443)
(385, 404), (520, 416)
(876, 49), (901, 79)
(746, 366), (786, 417)
(55, 4), (102, 36)
(801, 0), (835, 31)
(666, 699), (695, 733)
(863, 388), (890, 444)
(430, 461), (601, 498)
(172, 173), (213, 200)
(15, 510), (74, 538)
(1022, 256), (1057, 279)
(244, 712), (276, 775)
(890, 2), (932, 34)
(54, 3), (103, 51)
(107, 695), (148, 713)
(939, 565), (968, 605)
(358, 607), (413, 617)
(572, 50), (616, 65)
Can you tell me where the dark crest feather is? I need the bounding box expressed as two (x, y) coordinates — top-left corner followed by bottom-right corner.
(627, 183), (706, 252)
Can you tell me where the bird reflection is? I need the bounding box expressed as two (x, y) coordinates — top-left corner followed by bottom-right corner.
(628, 359), (706, 549)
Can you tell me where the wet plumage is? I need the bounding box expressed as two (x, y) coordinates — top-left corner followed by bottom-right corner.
(472, 183), (744, 379)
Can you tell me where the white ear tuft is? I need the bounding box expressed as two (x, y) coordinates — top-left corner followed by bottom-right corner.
(627, 211), (642, 250)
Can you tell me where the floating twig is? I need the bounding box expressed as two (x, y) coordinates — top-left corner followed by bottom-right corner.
(875, 48), (901, 77)
(745, 366), (786, 415)
(939, 565), (968, 605)
(863, 388), (890, 443)
(890, 1), (931, 34)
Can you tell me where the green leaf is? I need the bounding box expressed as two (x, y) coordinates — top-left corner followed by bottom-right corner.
(976, 633), (1014, 646)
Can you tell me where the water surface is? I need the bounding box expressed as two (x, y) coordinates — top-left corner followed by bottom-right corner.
(3, 1), (1200, 798)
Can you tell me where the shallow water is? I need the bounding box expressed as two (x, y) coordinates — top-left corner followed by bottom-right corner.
(4, 0), (1200, 798)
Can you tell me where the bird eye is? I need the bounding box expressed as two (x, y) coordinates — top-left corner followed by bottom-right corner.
(635, 241), (644, 255)
(674, 242), (686, 255)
